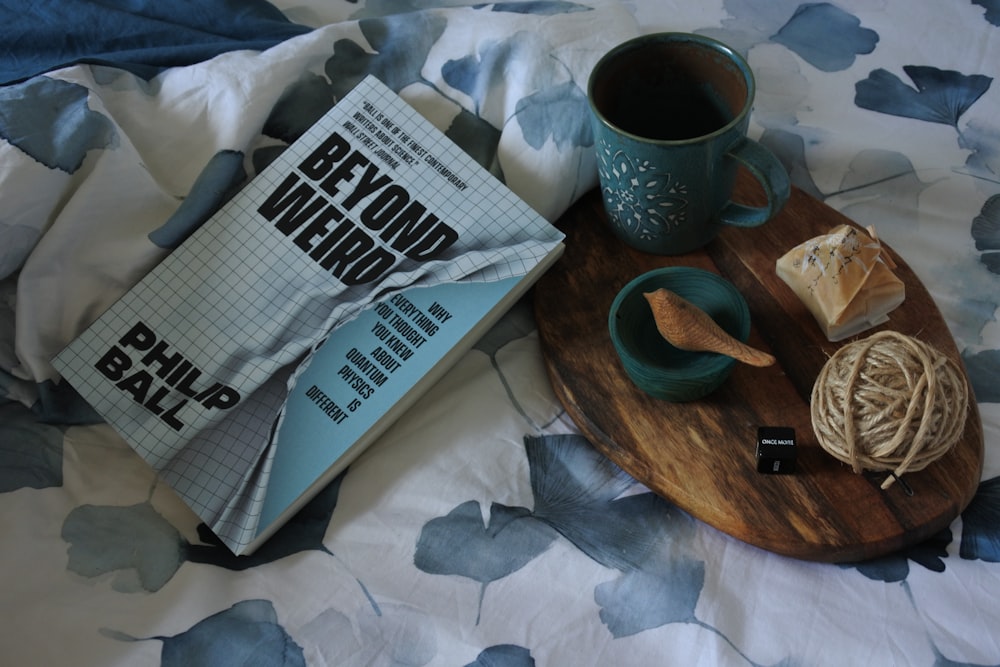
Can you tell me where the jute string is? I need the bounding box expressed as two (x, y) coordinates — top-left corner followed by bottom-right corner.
(810, 330), (968, 490)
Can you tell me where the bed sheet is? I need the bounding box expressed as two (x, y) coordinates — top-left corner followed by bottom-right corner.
(2, 1), (999, 665)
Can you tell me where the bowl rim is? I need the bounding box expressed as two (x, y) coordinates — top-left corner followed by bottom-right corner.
(608, 266), (750, 380)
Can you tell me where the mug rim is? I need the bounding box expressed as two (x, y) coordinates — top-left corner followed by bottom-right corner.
(587, 32), (756, 146)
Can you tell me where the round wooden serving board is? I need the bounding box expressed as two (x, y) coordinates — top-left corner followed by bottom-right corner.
(534, 180), (984, 562)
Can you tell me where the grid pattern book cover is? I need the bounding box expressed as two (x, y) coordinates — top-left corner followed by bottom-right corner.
(53, 76), (564, 553)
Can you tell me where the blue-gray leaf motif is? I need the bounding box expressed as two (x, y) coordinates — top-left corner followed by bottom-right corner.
(960, 476), (1000, 561)
(972, 0), (1000, 26)
(0, 221), (40, 281)
(62, 502), (186, 592)
(414, 499), (557, 623)
(187, 471), (343, 570)
(325, 14), (447, 98)
(485, 1), (591, 15)
(443, 36), (522, 115)
(855, 66), (992, 127)
(148, 150), (247, 250)
(60, 472), (353, 598)
(444, 107), (504, 179)
(103, 599), (305, 667)
(772, 3), (879, 72)
(963, 349), (1000, 403)
(595, 555), (705, 637)
(527, 435), (681, 572)
(416, 434), (710, 635)
(759, 127), (823, 200)
(414, 500), (558, 580)
(265, 71), (336, 144)
(0, 402), (64, 491)
(0, 76), (117, 172)
(842, 529), (952, 582)
(515, 81), (593, 151)
(319, 14), (523, 171)
(981, 252), (1000, 274)
(464, 644), (535, 667)
(972, 195), (1000, 250)
(972, 194), (1000, 276)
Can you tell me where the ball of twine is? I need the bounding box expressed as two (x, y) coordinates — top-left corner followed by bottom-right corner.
(810, 330), (968, 490)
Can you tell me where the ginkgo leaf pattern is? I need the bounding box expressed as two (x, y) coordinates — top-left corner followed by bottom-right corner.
(419, 434), (716, 640)
(972, 194), (1000, 276)
(772, 2), (878, 72)
(960, 477), (1000, 562)
(0, 403), (63, 491)
(972, 0), (1000, 26)
(855, 66), (992, 128)
(0, 76), (117, 172)
(102, 600), (306, 667)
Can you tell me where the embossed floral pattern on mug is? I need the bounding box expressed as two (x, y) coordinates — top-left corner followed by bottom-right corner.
(596, 138), (688, 242)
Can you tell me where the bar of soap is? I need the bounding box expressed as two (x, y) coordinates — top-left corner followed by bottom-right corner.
(775, 224), (905, 342)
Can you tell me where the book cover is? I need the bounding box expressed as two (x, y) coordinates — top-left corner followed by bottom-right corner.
(53, 76), (564, 555)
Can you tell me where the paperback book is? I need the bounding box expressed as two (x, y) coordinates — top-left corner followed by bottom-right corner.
(54, 76), (564, 555)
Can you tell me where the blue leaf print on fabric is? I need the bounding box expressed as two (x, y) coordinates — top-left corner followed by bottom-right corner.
(325, 14), (448, 98)
(972, 0), (1000, 26)
(594, 550), (705, 637)
(960, 120), (1000, 186)
(62, 501), (186, 592)
(148, 150), (247, 249)
(963, 349), (1000, 403)
(472, 299), (555, 430)
(441, 30), (593, 173)
(34, 377), (104, 424)
(980, 252), (1000, 275)
(0, 402), (64, 491)
(265, 72), (337, 144)
(930, 647), (1000, 667)
(515, 81), (593, 151)
(187, 472), (344, 570)
(464, 644), (535, 667)
(103, 599), (305, 667)
(353, 0), (590, 19)
(527, 434), (684, 572)
(322, 14), (523, 173)
(414, 500), (559, 622)
(485, 1), (591, 15)
(960, 477), (1000, 561)
(972, 194), (1000, 275)
(0, 76), (116, 172)
(189, 473), (385, 619)
(842, 528), (952, 582)
(523, 436), (739, 644)
(855, 66), (993, 128)
(252, 144), (289, 175)
(0, 220), (40, 280)
(759, 127), (823, 200)
(772, 3), (879, 72)
(443, 36), (522, 115)
(588, 493), (704, 638)
(59, 471), (379, 612)
(416, 433), (713, 637)
(444, 107), (504, 179)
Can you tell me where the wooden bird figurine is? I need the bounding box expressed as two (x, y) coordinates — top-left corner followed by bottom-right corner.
(643, 288), (776, 367)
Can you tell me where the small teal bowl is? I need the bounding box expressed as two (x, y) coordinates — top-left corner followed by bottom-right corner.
(609, 267), (751, 402)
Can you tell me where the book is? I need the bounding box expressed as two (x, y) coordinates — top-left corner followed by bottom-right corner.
(53, 75), (565, 555)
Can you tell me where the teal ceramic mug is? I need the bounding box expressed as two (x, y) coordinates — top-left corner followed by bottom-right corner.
(588, 33), (790, 255)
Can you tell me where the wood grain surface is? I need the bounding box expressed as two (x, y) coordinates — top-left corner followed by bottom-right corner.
(534, 179), (984, 562)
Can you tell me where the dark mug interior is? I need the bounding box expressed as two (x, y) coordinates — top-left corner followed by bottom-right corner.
(590, 35), (750, 142)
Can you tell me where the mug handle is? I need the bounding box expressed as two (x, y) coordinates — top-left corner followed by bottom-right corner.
(718, 138), (790, 228)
